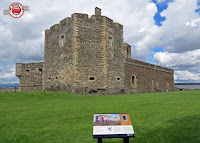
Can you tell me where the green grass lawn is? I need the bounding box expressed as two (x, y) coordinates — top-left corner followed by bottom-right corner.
(0, 90), (200, 143)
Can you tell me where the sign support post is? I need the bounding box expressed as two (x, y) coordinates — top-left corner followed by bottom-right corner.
(123, 137), (129, 143)
(97, 138), (102, 143)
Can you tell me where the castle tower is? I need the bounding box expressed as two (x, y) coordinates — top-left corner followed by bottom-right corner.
(43, 8), (125, 94)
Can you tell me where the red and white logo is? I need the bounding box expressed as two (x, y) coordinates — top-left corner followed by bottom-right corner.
(8, 2), (24, 18)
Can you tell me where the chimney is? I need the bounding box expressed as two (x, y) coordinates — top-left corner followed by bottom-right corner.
(95, 7), (101, 16)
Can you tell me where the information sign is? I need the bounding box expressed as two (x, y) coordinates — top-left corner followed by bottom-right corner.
(93, 113), (135, 138)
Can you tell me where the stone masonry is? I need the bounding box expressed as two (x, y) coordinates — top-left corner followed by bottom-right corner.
(16, 7), (174, 95)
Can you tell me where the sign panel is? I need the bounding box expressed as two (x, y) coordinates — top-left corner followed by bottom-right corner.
(93, 113), (135, 138)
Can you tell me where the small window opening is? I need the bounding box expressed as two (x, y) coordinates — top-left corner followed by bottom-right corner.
(89, 77), (95, 80)
(132, 76), (135, 83)
(26, 69), (29, 75)
(61, 35), (65, 46)
(117, 77), (121, 81)
(38, 69), (42, 74)
(108, 37), (112, 47)
(127, 48), (128, 56)
(167, 83), (169, 86)
(132, 75), (137, 86)
(56, 77), (58, 79)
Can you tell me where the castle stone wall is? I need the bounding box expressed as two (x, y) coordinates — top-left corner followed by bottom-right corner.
(44, 17), (75, 92)
(16, 63), (43, 91)
(125, 58), (174, 93)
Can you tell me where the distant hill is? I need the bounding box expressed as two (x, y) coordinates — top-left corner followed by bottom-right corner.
(0, 84), (19, 87)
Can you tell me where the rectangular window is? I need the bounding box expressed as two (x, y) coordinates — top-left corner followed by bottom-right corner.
(132, 76), (135, 83)
(108, 37), (112, 47)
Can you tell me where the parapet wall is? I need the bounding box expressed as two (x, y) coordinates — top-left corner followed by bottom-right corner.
(124, 58), (174, 93)
(125, 58), (174, 73)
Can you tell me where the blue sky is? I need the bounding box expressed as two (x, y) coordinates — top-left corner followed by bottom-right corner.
(0, 0), (200, 84)
(153, 0), (170, 26)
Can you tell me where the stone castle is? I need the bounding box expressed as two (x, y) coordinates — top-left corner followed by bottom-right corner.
(16, 7), (174, 95)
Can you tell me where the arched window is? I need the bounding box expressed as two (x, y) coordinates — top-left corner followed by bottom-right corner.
(132, 75), (137, 86)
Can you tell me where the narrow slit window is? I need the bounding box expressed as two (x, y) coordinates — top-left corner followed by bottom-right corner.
(108, 37), (112, 47)
(132, 75), (137, 86)
(132, 76), (135, 83)
(61, 35), (65, 46)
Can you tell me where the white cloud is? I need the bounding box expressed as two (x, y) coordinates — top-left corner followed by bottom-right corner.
(175, 71), (200, 81)
(153, 49), (200, 82)
(185, 18), (200, 29)
(0, 64), (18, 84)
(153, 49), (200, 68)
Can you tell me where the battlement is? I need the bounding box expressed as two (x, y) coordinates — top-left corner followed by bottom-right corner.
(16, 62), (44, 77)
(16, 62), (43, 67)
(45, 7), (123, 35)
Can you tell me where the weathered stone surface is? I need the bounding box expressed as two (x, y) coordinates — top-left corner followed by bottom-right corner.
(16, 8), (174, 95)
(16, 63), (43, 91)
